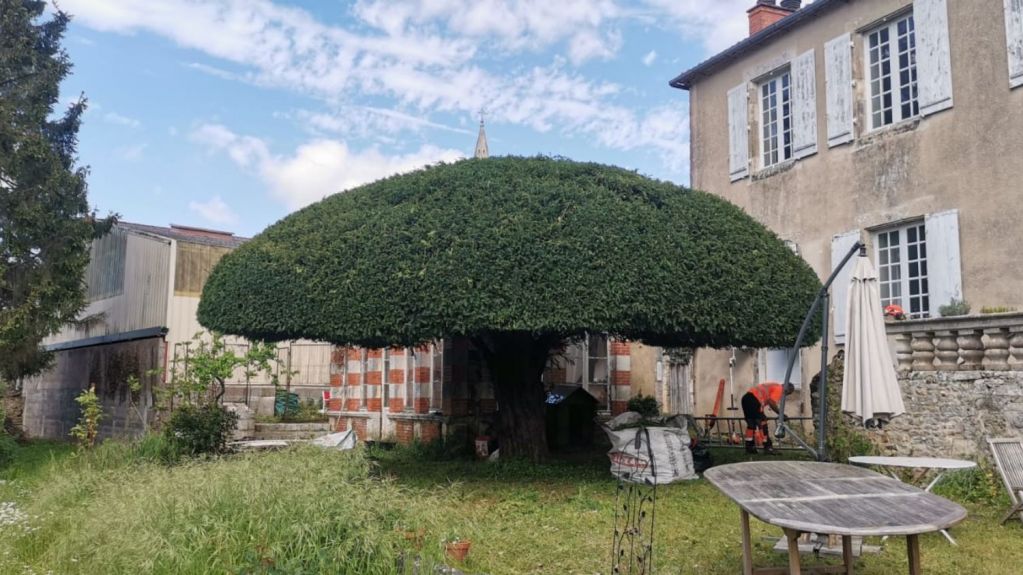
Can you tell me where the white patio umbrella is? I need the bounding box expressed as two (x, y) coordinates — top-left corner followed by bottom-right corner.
(841, 256), (905, 425)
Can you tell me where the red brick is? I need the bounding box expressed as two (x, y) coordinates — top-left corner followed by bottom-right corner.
(414, 367), (430, 383)
(330, 348), (346, 364)
(396, 420), (415, 445)
(329, 373), (342, 387)
(748, 5), (790, 36)
(365, 371), (382, 385)
(366, 349), (383, 359)
(420, 422), (441, 444)
(346, 373), (361, 386)
(612, 371), (631, 385)
(327, 398), (342, 412)
(345, 399), (360, 411)
(610, 341), (631, 355)
(414, 398), (430, 414)
(388, 398), (404, 413)
(387, 369), (404, 383)
(366, 398), (382, 412)
(352, 418), (367, 439)
(346, 348), (361, 360)
(611, 401), (629, 416)
(335, 417), (349, 431)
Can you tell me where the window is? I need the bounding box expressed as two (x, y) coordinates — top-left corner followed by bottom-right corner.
(759, 70), (792, 167)
(587, 334), (609, 384)
(876, 222), (929, 318)
(866, 14), (918, 129)
(759, 348), (802, 389)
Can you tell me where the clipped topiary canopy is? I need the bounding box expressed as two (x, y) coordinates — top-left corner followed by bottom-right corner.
(198, 157), (821, 349)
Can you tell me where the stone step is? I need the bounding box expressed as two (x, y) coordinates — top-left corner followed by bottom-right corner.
(255, 422), (331, 432)
(252, 430), (329, 440)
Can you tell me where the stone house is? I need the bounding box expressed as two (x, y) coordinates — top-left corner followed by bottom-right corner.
(669, 0), (1023, 456)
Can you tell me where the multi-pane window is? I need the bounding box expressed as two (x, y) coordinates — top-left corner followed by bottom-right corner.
(587, 334), (609, 384)
(759, 71), (792, 167)
(867, 14), (918, 129)
(876, 222), (929, 318)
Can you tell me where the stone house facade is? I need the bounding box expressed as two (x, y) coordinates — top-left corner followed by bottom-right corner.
(670, 0), (1023, 456)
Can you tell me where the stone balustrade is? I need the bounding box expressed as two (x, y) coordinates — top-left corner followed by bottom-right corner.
(885, 312), (1023, 372)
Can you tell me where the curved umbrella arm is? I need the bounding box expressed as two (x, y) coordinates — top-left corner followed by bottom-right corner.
(775, 241), (865, 461)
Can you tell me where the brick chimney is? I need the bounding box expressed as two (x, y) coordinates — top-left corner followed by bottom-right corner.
(748, 0), (795, 36)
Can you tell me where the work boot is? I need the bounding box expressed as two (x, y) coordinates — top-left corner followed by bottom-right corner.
(744, 441), (758, 454)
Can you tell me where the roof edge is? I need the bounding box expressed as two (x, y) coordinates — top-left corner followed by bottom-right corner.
(669, 0), (848, 91)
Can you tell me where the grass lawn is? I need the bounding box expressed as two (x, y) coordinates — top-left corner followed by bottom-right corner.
(0, 440), (1019, 574)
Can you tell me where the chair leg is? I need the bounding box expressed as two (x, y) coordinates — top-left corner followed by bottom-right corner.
(1000, 502), (1023, 526)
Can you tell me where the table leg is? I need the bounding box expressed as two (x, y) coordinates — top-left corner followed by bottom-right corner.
(784, 529), (802, 575)
(741, 509), (753, 575)
(906, 534), (921, 575)
(842, 535), (854, 575)
(922, 472), (958, 545)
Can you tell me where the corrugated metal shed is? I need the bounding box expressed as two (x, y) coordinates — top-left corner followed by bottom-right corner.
(44, 228), (172, 346)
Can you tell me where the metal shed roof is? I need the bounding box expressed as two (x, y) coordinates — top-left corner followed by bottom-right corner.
(118, 222), (249, 249)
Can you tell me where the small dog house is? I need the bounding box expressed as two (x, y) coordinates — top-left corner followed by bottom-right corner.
(545, 384), (599, 451)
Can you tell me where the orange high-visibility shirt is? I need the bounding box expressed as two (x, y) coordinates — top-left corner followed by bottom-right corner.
(750, 382), (785, 409)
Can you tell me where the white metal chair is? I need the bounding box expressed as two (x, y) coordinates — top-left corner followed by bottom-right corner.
(987, 437), (1023, 525)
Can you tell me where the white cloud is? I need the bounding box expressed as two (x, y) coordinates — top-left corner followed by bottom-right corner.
(189, 195), (239, 225)
(104, 112), (141, 128)
(63, 0), (697, 175)
(191, 123), (464, 210)
(117, 143), (147, 161)
(642, 50), (657, 66)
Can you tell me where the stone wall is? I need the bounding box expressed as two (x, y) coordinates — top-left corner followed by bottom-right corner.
(867, 371), (1023, 460)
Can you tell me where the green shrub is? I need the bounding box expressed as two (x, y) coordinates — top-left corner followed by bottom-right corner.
(932, 463), (1008, 505)
(0, 433), (17, 469)
(626, 394), (660, 418)
(69, 386), (103, 450)
(164, 404), (238, 457)
(938, 298), (971, 317)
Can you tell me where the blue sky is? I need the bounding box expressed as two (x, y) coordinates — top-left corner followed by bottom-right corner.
(57, 0), (757, 236)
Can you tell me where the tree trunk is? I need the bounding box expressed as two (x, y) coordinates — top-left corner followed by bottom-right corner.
(475, 332), (555, 462)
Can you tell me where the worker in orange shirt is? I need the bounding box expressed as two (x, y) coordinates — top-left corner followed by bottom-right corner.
(742, 381), (795, 454)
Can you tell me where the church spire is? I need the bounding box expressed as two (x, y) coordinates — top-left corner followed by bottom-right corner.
(474, 112), (489, 159)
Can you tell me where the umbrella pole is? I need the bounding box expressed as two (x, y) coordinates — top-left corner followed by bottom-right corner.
(817, 293), (829, 461)
(775, 240), (864, 461)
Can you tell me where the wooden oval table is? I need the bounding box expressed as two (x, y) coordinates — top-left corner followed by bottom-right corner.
(704, 461), (967, 575)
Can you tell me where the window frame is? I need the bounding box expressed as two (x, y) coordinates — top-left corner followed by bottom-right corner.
(863, 12), (919, 131)
(874, 220), (930, 319)
(757, 68), (793, 169)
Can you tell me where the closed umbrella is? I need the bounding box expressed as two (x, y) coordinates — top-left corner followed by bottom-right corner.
(841, 256), (905, 425)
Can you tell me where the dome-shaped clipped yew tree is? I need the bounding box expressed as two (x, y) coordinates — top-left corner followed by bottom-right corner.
(199, 157), (821, 459)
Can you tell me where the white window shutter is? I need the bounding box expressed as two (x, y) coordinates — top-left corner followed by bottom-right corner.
(831, 229), (861, 345)
(915, 0), (954, 116)
(791, 49), (818, 159)
(1006, 0), (1023, 88)
(727, 83), (750, 181)
(824, 33), (854, 147)
(924, 209), (963, 314)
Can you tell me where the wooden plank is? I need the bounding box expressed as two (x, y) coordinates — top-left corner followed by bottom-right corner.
(704, 462), (968, 536)
(742, 509), (754, 575)
(785, 529), (802, 575)
(907, 534), (921, 575)
(841, 536), (853, 575)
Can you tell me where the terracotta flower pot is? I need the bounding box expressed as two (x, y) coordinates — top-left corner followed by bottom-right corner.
(444, 540), (471, 562)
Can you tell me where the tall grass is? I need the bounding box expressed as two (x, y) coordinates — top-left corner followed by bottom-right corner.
(0, 441), (453, 574)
